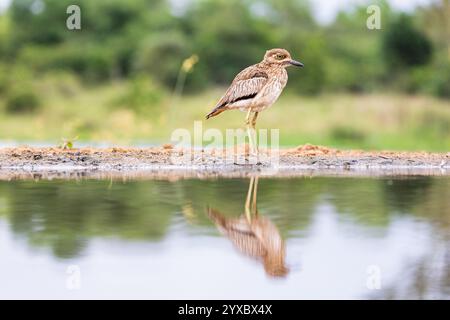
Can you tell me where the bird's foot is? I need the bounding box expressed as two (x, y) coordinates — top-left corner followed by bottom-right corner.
(245, 151), (260, 165)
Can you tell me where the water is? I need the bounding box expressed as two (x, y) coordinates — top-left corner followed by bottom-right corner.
(0, 176), (448, 299)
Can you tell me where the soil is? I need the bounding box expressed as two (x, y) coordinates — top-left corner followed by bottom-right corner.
(0, 144), (449, 180)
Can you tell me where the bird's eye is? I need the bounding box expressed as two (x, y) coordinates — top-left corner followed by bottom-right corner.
(276, 54), (285, 60)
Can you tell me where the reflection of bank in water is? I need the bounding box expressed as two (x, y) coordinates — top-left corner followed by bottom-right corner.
(208, 177), (288, 277)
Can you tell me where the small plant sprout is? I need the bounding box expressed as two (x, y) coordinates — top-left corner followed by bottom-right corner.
(59, 136), (79, 150)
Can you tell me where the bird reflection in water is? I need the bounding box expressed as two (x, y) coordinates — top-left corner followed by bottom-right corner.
(208, 177), (289, 277)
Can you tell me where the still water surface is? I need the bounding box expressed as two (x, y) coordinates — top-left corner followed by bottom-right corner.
(0, 176), (448, 299)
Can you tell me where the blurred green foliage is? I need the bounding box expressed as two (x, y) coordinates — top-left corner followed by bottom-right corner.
(113, 75), (166, 114)
(0, 64), (41, 113)
(5, 89), (40, 113)
(0, 0), (447, 97)
(382, 14), (432, 68)
(0, 0), (448, 149)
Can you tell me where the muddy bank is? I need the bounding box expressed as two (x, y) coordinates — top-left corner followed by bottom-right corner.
(0, 144), (449, 179)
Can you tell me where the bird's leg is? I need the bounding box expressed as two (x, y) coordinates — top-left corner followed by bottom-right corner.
(245, 109), (252, 125)
(252, 176), (258, 216)
(251, 112), (259, 154)
(245, 177), (255, 222)
(245, 110), (256, 156)
(251, 112), (259, 128)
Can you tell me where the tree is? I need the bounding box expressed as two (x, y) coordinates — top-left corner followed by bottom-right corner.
(382, 14), (432, 68)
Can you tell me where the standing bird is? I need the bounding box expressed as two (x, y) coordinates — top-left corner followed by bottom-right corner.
(205, 48), (303, 154)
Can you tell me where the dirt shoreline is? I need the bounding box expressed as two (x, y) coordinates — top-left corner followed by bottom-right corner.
(0, 144), (449, 179)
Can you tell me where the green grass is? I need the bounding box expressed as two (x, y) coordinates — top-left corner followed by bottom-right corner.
(0, 80), (449, 151)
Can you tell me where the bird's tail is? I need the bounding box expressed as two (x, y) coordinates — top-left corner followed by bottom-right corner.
(206, 106), (226, 119)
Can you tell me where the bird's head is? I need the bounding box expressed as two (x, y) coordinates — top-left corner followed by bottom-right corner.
(263, 48), (304, 68)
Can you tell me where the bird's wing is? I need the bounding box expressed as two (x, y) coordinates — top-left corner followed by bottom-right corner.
(214, 67), (269, 109)
(208, 208), (266, 258)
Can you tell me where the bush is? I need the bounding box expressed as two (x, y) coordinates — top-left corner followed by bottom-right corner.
(133, 32), (190, 88)
(38, 71), (82, 97)
(289, 36), (327, 95)
(0, 65), (41, 114)
(330, 126), (366, 143)
(427, 62), (450, 98)
(0, 64), (8, 93)
(113, 75), (165, 114)
(5, 89), (40, 113)
(18, 44), (116, 82)
(406, 59), (450, 98)
(382, 14), (432, 69)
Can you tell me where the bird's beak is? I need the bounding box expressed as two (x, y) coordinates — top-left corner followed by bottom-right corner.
(289, 59), (304, 67)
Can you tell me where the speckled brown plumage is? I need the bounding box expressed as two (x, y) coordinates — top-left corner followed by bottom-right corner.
(206, 48), (303, 119)
(208, 208), (288, 277)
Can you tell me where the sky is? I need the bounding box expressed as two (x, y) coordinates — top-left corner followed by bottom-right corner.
(0, 0), (9, 12)
(311, 0), (434, 24)
(0, 0), (436, 24)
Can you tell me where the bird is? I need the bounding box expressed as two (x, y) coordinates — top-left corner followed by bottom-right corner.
(206, 48), (303, 154)
(207, 177), (289, 277)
